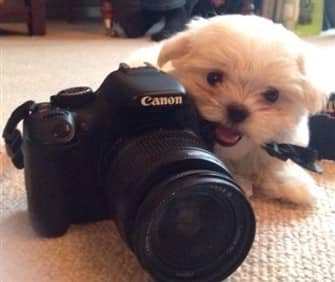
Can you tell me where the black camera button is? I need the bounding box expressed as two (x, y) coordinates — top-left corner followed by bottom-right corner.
(51, 87), (95, 108)
(36, 103), (52, 113)
(79, 122), (90, 132)
(119, 63), (130, 72)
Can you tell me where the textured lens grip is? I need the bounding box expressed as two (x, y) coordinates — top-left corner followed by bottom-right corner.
(105, 130), (233, 244)
(104, 129), (254, 282)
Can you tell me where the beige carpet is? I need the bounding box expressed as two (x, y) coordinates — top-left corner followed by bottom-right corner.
(1, 22), (335, 282)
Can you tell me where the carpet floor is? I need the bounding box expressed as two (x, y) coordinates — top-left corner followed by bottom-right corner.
(1, 22), (335, 282)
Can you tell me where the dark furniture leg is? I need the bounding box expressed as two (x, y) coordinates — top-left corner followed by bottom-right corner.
(66, 0), (75, 23)
(26, 0), (46, 35)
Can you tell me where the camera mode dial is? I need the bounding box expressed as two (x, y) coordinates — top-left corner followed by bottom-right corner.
(51, 86), (95, 108)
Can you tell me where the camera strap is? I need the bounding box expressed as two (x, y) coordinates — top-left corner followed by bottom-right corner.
(263, 143), (322, 173)
(2, 100), (36, 169)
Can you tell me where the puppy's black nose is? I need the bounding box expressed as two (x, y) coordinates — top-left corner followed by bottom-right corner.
(227, 104), (249, 123)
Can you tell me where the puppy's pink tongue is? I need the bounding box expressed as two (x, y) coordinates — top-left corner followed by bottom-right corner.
(215, 125), (242, 146)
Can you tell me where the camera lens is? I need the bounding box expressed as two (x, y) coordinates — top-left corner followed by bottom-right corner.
(105, 130), (255, 282)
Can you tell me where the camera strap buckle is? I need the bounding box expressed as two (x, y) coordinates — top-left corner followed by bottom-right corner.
(263, 143), (323, 174)
(2, 100), (36, 169)
(263, 93), (335, 174)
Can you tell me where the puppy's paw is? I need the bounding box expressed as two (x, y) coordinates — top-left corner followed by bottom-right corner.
(258, 161), (319, 206)
(262, 178), (318, 206)
(234, 175), (253, 198)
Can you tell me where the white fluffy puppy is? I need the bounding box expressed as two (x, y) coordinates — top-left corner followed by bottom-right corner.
(128, 15), (328, 206)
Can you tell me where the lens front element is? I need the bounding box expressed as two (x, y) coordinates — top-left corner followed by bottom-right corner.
(134, 171), (255, 282)
(158, 193), (231, 265)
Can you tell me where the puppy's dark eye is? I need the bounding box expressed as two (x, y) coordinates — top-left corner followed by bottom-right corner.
(263, 88), (279, 103)
(207, 71), (223, 86)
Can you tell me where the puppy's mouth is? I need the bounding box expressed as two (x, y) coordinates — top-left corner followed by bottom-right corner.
(215, 124), (243, 146)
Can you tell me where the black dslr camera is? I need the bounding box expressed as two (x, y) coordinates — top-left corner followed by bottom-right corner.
(3, 64), (255, 282)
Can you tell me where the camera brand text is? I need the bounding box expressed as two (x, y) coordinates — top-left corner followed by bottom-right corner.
(140, 96), (183, 106)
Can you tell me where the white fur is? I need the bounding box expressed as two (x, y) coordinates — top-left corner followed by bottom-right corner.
(127, 15), (328, 206)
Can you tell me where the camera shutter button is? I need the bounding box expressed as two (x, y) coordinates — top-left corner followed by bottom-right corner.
(51, 86), (95, 108)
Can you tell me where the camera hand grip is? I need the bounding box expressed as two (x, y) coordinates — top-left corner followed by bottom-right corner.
(23, 141), (71, 237)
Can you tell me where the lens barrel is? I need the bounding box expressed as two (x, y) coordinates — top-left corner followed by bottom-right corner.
(105, 130), (255, 282)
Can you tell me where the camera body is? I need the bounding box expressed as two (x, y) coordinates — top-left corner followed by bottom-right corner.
(23, 64), (200, 236)
(4, 65), (256, 282)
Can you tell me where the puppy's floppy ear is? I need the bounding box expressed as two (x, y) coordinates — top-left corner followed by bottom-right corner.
(297, 54), (328, 114)
(157, 31), (192, 68)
